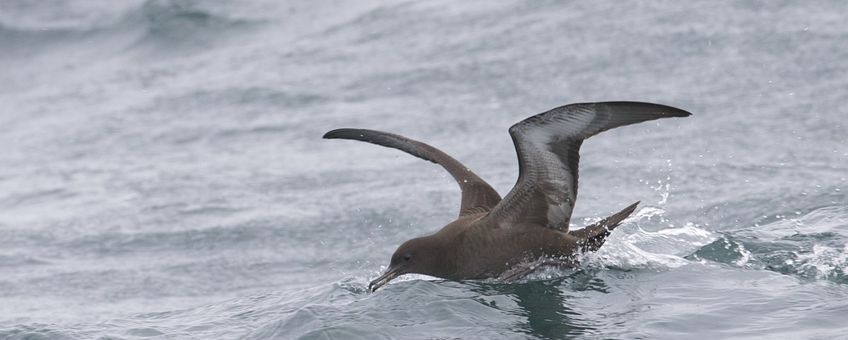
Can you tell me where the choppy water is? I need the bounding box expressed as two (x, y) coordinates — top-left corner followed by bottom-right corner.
(1, 1), (847, 339)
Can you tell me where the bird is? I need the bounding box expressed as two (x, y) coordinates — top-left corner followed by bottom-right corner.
(323, 101), (691, 292)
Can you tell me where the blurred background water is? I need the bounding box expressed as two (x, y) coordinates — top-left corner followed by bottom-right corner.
(1, 0), (847, 339)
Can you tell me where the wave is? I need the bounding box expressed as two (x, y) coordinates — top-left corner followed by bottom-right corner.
(0, 324), (81, 339)
(0, 254), (50, 268)
(0, 0), (264, 56)
(121, 0), (263, 53)
(0, 21), (87, 59)
(691, 205), (848, 283)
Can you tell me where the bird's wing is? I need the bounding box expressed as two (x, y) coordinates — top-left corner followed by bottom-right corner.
(483, 102), (691, 231)
(323, 128), (502, 216)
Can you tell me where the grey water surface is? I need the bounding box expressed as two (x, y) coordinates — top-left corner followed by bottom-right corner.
(1, 1), (847, 339)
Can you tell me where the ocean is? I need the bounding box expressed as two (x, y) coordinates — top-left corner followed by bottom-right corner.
(1, 0), (847, 339)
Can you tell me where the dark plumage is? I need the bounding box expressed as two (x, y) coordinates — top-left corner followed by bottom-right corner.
(323, 101), (691, 292)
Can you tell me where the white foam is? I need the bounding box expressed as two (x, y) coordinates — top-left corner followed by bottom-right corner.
(795, 244), (848, 280)
(733, 238), (754, 267)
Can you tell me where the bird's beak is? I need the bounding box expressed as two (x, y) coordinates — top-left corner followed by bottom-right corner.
(368, 265), (404, 292)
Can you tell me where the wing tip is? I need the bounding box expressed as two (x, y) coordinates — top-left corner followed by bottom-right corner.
(601, 101), (693, 118)
(666, 107), (693, 118)
(323, 128), (356, 139)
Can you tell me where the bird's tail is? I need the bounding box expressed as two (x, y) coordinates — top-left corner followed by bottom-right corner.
(569, 201), (639, 253)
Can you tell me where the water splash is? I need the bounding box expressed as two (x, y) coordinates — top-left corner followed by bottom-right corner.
(586, 220), (715, 270)
(572, 202), (714, 271)
(640, 158), (674, 206)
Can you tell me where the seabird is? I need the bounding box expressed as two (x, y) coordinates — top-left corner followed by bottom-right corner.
(323, 101), (691, 292)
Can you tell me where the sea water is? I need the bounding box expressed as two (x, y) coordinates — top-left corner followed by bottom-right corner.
(1, 1), (847, 339)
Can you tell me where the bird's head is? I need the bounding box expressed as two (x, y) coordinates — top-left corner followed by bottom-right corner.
(368, 235), (448, 292)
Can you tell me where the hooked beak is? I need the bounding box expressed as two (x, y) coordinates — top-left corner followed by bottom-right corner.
(368, 265), (404, 292)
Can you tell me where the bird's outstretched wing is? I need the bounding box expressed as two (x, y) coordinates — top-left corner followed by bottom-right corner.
(323, 128), (502, 216)
(484, 101), (691, 231)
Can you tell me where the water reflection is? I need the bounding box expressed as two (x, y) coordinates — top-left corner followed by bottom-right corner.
(473, 270), (607, 339)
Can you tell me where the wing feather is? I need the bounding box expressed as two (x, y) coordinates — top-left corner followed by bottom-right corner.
(485, 101), (691, 231)
(323, 128), (502, 216)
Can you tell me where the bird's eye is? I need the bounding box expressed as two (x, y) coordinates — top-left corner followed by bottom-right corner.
(403, 253), (412, 262)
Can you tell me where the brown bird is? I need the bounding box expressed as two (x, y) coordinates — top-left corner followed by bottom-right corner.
(323, 101), (691, 292)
